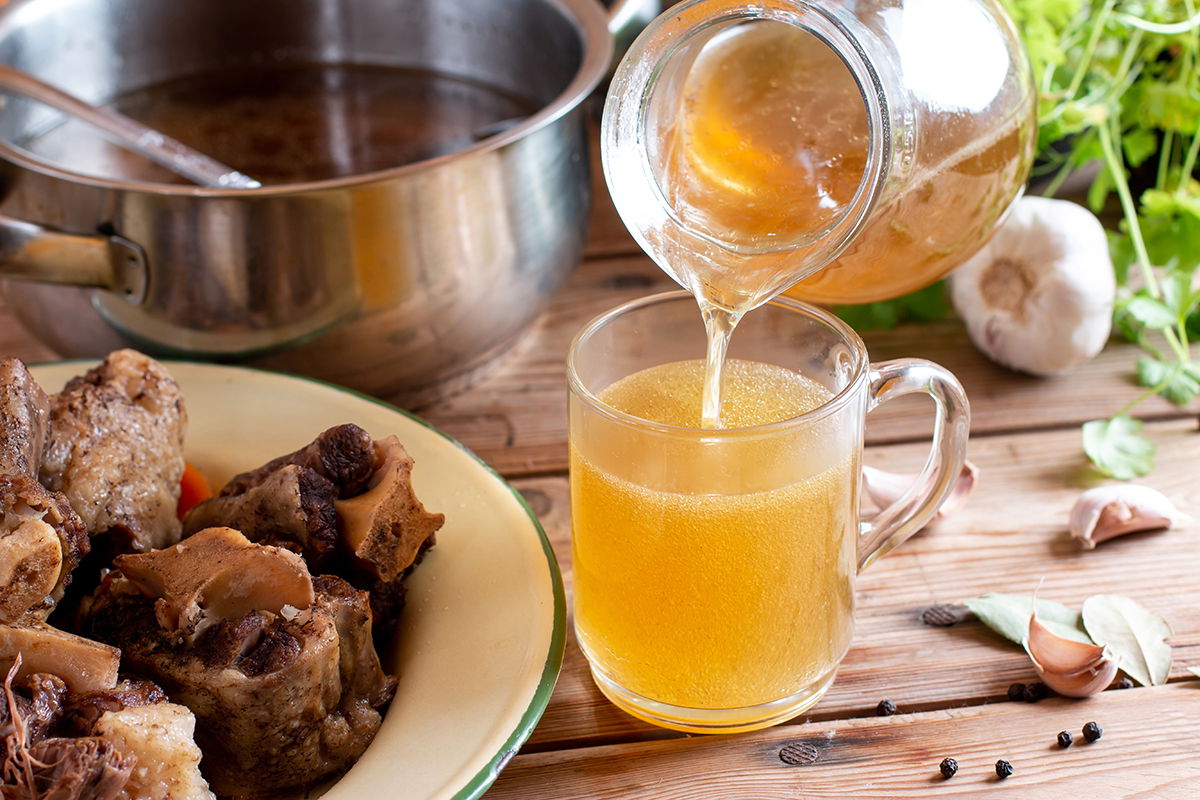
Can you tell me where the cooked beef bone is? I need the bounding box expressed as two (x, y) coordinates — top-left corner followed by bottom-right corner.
(93, 703), (215, 800)
(84, 558), (394, 794)
(114, 527), (314, 642)
(0, 621), (120, 694)
(336, 436), (443, 583)
(182, 465), (339, 566)
(220, 423), (375, 499)
(0, 359), (50, 480)
(0, 475), (88, 622)
(40, 349), (187, 553)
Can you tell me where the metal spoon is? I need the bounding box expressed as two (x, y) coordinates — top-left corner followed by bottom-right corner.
(0, 64), (261, 189)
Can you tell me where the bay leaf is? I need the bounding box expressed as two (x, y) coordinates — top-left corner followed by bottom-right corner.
(964, 593), (1091, 646)
(1081, 594), (1173, 687)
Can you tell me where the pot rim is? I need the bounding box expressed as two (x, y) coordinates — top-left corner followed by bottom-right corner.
(0, 0), (613, 197)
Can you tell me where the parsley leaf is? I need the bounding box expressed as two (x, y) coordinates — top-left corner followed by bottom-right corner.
(1082, 416), (1156, 480)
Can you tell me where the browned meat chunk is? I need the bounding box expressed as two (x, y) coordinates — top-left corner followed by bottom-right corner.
(0, 358), (50, 480)
(0, 475), (88, 622)
(83, 532), (395, 795)
(220, 423), (375, 499)
(0, 666), (212, 800)
(182, 465), (339, 566)
(0, 663), (134, 800)
(40, 350), (187, 552)
(187, 432), (443, 626)
(61, 678), (167, 737)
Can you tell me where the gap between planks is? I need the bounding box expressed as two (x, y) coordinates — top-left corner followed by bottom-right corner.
(487, 683), (1200, 800)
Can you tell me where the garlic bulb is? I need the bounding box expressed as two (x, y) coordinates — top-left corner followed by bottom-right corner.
(1069, 485), (1179, 549)
(1025, 611), (1117, 697)
(948, 196), (1115, 376)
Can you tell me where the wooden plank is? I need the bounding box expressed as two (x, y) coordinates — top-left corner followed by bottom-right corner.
(423, 253), (1195, 477)
(487, 683), (1200, 799)
(514, 418), (1200, 750)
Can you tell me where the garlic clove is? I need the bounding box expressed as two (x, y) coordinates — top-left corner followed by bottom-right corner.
(1069, 485), (1178, 550)
(948, 196), (1114, 376)
(862, 461), (978, 527)
(1025, 612), (1118, 698)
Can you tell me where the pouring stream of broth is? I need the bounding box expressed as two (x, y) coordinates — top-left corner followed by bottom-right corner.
(656, 23), (870, 427)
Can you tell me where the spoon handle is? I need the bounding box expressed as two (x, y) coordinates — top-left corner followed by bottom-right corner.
(0, 64), (261, 189)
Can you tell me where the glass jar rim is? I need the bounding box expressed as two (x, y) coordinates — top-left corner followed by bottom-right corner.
(602, 0), (892, 262)
(566, 290), (870, 440)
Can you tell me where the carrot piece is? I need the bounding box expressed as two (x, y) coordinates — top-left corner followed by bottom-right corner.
(177, 462), (213, 519)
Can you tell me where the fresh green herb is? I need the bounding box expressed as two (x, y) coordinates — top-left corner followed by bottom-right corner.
(1081, 415), (1156, 479)
(833, 281), (951, 331)
(1001, 0), (1200, 477)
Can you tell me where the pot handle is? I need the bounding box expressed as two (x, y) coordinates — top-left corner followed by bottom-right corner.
(607, 0), (661, 69)
(0, 216), (147, 302)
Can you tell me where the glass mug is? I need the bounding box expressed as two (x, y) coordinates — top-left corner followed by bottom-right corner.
(567, 291), (969, 733)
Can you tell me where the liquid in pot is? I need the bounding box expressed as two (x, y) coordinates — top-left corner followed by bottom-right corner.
(22, 62), (540, 184)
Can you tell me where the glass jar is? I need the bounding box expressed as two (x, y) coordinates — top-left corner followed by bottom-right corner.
(602, 0), (1036, 309)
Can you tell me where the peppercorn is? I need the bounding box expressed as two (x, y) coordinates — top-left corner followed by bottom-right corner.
(995, 759), (1014, 778)
(1007, 682), (1026, 701)
(1083, 721), (1102, 741)
(876, 699), (897, 716)
(1057, 730), (1073, 748)
(939, 757), (958, 779)
(922, 604), (969, 627)
(1114, 677), (1134, 690)
(1023, 682), (1048, 702)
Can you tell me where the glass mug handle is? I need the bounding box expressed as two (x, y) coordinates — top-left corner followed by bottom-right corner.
(858, 358), (970, 571)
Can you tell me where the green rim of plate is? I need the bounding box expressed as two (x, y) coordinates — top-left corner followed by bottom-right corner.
(33, 358), (568, 800)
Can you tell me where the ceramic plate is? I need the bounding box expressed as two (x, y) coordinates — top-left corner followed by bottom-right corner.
(30, 361), (565, 800)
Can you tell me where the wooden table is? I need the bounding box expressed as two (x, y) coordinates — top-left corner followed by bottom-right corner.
(2, 135), (1198, 798)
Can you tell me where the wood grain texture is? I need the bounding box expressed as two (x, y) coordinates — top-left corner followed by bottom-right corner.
(515, 418), (1200, 750)
(488, 683), (1200, 799)
(421, 254), (1197, 477)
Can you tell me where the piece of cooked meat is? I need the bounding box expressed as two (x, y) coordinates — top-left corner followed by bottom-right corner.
(0, 670), (68, 745)
(93, 703), (215, 800)
(61, 679), (167, 738)
(9, 735), (133, 799)
(0, 474), (89, 622)
(219, 423), (376, 499)
(83, 539), (394, 795)
(0, 662), (133, 800)
(0, 358), (50, 480)
(182, 465), (340, 567)
(40, 349), (187, 553)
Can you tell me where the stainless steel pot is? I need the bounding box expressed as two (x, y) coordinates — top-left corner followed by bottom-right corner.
(0, 0), (655, 405)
